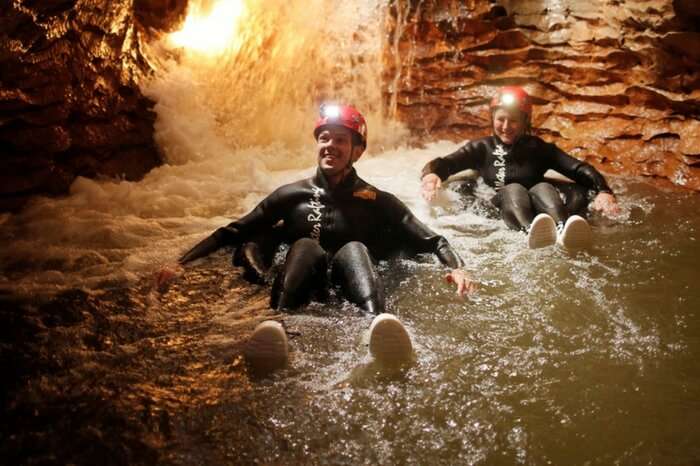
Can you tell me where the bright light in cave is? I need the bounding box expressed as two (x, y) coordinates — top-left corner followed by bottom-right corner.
(169, 0), (246, 54)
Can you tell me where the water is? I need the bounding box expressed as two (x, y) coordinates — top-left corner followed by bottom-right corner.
(3, 142), (699, 464)
(3, 0), (700, 463)
(187, 176), (700, 465)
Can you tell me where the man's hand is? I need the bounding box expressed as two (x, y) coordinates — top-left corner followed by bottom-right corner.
(155, 262), (185, 289)
(445, 269), (478, 296)
(590, 192), (620, 216)
(421, 173), (442, 202)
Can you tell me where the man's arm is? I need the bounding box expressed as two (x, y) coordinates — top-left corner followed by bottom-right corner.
(178, 186), (288, 265)
(178, 228), (231, 265)
(156, 187), (287, 287)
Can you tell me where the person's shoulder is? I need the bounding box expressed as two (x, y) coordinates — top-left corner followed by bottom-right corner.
(462, 135), (493, 148)
(263, 176), (316, 204)
(519, 134), (557, 152)
(347, 174), (392, 203)
(273, 175), (314, 193)
(347, 174), (382, 202)
(373, 186), (409, 211)
(456, 136), (498, 157)
(473, 135), (495, 144)
(523, 134), (554, 146)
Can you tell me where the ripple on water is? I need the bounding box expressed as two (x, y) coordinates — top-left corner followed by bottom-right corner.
(3, 150), (700, 463)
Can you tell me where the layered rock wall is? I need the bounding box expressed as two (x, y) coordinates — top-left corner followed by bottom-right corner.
(2, 0), (698, 212)
(384, 0), (700, 189)
(0, 0), (185, 211)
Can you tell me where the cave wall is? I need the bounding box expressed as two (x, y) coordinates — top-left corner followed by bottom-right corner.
(2, 0), (698, 212)
(384, 0), (700, 189)
(0, 0), (186, 211)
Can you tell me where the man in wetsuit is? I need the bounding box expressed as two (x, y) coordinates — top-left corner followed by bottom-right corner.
(159, 104), (476, 370)
(421, 86), (620, 249)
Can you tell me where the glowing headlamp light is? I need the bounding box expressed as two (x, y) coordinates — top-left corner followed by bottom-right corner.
(500, 93), (516, 106)
(320, 104), (341, 119)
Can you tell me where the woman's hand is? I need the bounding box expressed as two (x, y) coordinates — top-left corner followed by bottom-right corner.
(421, 173), (442, 202)
(445, 269), (478, 296)
(590, 192), (620, 216)
(155, 262), (185, 289)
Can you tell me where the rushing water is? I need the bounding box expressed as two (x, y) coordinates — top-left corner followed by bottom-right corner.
(2, 143), (699, 464)
(2, 0), (699, 464)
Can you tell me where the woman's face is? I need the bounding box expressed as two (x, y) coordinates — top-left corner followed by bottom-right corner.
(493, 107), (526, 145)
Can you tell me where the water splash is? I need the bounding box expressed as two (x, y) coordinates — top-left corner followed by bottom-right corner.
(2, 3), (700, 464)
(145, 0), (408, 157)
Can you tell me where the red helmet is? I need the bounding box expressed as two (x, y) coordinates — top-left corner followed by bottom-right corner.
(314, 104), (367, 147)
(490, 86), (532, 119)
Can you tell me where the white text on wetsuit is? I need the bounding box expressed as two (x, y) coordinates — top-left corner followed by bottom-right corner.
(493, 144), (508, 188)
(307, 186), (325, 241)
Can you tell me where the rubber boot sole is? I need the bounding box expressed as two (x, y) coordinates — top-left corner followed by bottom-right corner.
(368, 313), (413, 365)
(527, 213), (557, 249)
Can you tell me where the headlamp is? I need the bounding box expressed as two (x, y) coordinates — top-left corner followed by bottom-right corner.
(320, 104), (341, 119)
(500, 93), (516, 106)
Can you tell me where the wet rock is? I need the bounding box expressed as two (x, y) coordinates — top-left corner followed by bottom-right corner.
(0, 0), (185, 212)
(385, 0), (700, 190)
(134, 0), (188, 33)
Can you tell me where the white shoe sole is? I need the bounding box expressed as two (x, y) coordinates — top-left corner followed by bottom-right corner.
(368, 313), (413, 364)
(527, 213), (557, 249)
(558, 215), (592, 250)
(244, 320), (288, 373)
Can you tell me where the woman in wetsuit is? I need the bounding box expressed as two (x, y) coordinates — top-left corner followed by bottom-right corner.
(420, 86), (620, 249)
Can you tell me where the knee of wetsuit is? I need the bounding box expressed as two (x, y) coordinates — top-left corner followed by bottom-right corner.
(270, 265), (314, 311)
(335, 241), (370, 258)
(529, 182), (562, 209)
(501, 183), (529, 196)
(288, 237), (319, 253)
(331, 242), (374, 279)
(500, 183), (532, 212)
(285, 239), (328, 277)
(529, 181), (557, 196)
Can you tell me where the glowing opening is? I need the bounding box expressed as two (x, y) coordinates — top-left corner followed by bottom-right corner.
(169, 0), (246, 54)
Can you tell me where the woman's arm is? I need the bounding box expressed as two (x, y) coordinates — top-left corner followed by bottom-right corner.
(420, 140), (486, 201)
(548, 144), (620, 216)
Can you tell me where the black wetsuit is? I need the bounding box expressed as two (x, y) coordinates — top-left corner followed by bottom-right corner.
(180, 168), (463, 313)
(421, 135), (613, 230)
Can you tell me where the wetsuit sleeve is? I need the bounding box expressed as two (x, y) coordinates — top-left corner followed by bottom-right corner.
(383, 193), (465, 268)
(420, 140), (486, 181)
(547, 144), (614, 194)
(178, 187), (287, 264)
